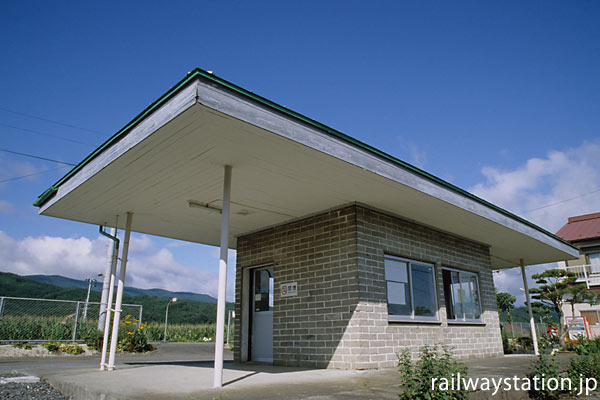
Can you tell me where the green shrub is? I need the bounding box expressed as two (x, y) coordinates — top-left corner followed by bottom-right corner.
(83, 328), (103, 351)
(566, 339), (600, 395)
(12, 341), (33, 350)
(117, 315), (155, 353)
(516, 336), (533, 350)
(568, 336), (600, 355)
(398, 345), (468, 400)
(501, 331), (513, 354)
(59, 344), (85, 355)
(42, 342), (61, 352)
(527, 350), (564, 400)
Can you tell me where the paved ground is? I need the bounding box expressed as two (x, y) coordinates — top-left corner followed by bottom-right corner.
(0, 343), (583, 400)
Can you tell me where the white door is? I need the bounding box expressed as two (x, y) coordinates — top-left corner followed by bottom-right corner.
(251, 267), (273, 362)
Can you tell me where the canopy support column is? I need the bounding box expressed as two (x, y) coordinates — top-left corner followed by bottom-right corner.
(98, 226), (119, 371)
(107, 212), (133, 371)
(521, 259), (539, 356)
(213, 165), (232, 388)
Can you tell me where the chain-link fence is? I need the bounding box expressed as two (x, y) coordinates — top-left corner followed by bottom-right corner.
(0, 296), (142, 343)
(501, 321), (550, 339)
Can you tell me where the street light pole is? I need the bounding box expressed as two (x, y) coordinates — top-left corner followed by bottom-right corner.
(163, 297), (178, 343)
(82, 277), (98, 321)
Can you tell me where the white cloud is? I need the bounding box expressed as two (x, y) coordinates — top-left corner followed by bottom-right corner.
(396, 137), (427, 169)
(470, 140), (600, 232)
(0, 231), (227, 300)
(470, 140), (600, 299)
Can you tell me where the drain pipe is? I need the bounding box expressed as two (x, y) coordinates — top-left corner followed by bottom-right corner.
(98, 227), (117, 330)
(98, 225), (119, 370)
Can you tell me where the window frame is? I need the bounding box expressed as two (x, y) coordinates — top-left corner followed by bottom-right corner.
(384, 255), (439, 323)
(441, 266), (483, 323)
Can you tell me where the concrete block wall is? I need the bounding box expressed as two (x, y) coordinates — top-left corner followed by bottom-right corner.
(354, 206), (503, 368)
(234, 206), (361, 368)
(234, 204), (503, 370)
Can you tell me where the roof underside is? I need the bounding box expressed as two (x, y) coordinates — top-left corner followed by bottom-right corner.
(37, 70), (579, 269)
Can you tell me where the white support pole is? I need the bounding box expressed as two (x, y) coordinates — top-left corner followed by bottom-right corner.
(99, 227), (117, 330)
(213, 165), (232, 388)
(521, 259), (539, 356)
(107, 212), (133, 371)
(100, 228), (118, 370)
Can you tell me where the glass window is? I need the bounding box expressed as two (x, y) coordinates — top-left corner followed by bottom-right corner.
(442, 268), (482, 322)
(580, 310), (600, 326)
(384, 256), (438, 321)
(589, 253), (600, 274)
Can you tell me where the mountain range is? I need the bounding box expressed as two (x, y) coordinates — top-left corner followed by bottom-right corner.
(26, 274), (216, 303)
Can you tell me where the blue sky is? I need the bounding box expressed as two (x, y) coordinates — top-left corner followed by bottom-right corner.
(1, 1), (599, 303)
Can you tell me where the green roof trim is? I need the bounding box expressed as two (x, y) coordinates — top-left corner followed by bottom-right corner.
(34, 68), (578, 252)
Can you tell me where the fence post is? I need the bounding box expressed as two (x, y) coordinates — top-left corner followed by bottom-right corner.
(227, 310), (231, 346)
(0, 297), (4, 322)
(72, 302), (81, 344)
(138, 305), (143, 327)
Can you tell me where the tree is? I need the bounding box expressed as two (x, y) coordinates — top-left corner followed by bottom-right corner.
(565, 284), (600, 317)
(496, 291), (516, 324)
(529, 269), (580, 344)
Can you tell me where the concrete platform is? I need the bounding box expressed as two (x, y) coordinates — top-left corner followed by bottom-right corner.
(0, 343), (583, 399)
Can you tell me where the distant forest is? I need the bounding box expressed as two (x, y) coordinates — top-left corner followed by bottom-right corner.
(498, 307), (559, 324)
(0, 272), (232, 324)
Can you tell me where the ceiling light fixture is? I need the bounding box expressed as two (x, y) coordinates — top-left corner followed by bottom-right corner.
(188, 200), (222, 214)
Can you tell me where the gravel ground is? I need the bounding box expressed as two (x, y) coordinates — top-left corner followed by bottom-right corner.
(0, 373), (71, 400)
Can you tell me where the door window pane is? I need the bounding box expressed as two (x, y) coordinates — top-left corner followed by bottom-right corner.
(254, 269), (272, 312)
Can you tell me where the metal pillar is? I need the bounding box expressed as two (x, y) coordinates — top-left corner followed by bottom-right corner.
(100, 227), (119, 370)
(99, 227), (117, 330)
(521, 259), (539, 356)
(213, 165), (232, 388)
(107, 212), (133, 371)
(72, 302), (80, 343)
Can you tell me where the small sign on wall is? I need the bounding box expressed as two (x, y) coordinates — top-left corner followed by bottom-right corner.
(280, 282), (298, 297)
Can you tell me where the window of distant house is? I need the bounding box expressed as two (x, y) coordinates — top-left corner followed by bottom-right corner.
(442, 267), (482, 323)
(589, 253), (600, 274)
(384, 255), (438, 322)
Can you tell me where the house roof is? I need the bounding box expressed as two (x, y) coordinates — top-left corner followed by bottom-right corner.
(33, 68), (579, 268)
(556, 212), (600, 242)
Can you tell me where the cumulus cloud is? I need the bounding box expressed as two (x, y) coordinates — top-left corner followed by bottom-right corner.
(470, 140), (600, 232)
(0, 230), (228, 300)
(470, 140), (600, 302)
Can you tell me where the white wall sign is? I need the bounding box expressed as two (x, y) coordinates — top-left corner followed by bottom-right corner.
(280, 282), (298, 297)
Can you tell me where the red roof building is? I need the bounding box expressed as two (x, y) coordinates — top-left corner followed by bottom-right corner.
(556, 212), (600, 243)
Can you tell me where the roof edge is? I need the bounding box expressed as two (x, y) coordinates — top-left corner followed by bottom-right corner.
(34, 67), (579, 253)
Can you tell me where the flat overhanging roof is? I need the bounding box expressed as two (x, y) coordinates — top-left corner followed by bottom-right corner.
(35, 68), (579, 269)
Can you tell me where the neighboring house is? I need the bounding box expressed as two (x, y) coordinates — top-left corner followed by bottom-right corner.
(34, 68), (578, 374)
(556, 212), (600, 336)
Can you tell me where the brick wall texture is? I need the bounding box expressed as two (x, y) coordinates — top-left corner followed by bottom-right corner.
(234, 204), (503, 369)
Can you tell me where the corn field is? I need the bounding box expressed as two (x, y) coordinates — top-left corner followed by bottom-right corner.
(0, 296), (142, 343)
